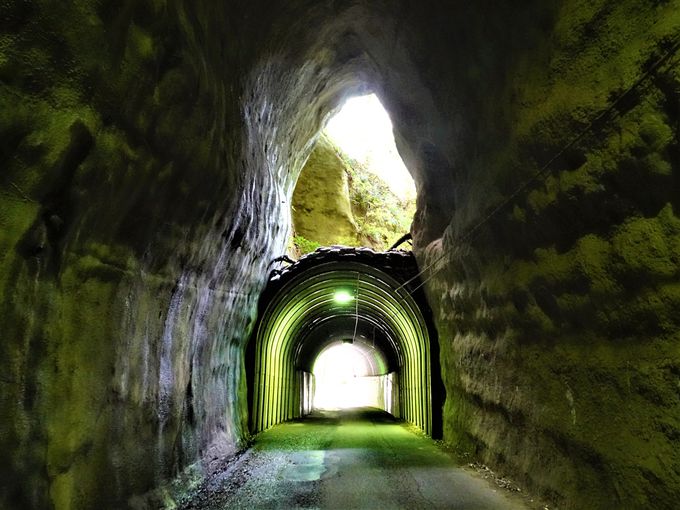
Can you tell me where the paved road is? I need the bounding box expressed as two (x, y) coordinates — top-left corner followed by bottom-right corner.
(180, 408), (528, 509)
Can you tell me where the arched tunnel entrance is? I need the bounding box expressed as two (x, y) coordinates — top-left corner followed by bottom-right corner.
(247, 247), (443, 437)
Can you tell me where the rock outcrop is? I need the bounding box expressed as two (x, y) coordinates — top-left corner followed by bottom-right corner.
(292, 135), (360, 248)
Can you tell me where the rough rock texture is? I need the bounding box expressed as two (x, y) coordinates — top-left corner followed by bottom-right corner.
(292, 135), (360, 247)
(0, 1), (300, 507)
(292, 134), (415, 252)
(411, 3), (680, 509)
(1, 0), (679, 508)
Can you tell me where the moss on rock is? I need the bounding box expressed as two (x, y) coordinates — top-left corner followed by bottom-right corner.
(291, 134), (414, 252)
(2, 0), (680, 508)
(291, 135), (360, 249)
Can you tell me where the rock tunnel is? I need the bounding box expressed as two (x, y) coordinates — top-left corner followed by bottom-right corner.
(1, 1), (680, 508)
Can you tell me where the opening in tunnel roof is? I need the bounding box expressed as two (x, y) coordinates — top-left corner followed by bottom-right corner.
(325, 93), (415, 202)
(290, 93), (416, 254)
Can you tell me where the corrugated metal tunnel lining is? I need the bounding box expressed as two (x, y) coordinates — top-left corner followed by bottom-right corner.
(248, 247), (440, 436)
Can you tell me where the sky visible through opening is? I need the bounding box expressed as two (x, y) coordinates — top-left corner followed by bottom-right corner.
(324, 94), (415, 201)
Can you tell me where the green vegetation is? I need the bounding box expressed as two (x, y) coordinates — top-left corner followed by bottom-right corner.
(290, 135), (415, 254)
(292, 235), (321, 255)
(340, 151), (415, 250)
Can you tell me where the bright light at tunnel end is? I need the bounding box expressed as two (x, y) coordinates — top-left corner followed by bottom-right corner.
(333, 289), (354, 304)
(313, 343), (382, 410)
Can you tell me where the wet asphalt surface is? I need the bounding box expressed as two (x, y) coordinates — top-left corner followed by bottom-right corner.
(179, 408), (528, 510)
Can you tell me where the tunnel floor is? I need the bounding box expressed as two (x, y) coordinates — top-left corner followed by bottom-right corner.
(179, 408), (528, 509)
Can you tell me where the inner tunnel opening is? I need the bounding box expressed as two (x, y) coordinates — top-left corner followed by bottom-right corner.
(248, 248), (442, 438)
(312, 342), (391, 411)
(290, 93), (416, 254)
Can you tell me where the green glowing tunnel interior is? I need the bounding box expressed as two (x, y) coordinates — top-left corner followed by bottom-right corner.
(250, 255), (433, 434)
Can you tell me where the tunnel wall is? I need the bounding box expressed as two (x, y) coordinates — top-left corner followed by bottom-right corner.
(2, 0), (680, 508)
(300, 371), (314, 416)
(0, 1), (344, 507)
(403, 3), (680, 508)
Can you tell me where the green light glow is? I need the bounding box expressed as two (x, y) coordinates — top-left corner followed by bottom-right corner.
(333, 289), (354, 303)
(252, 261), (432, 435)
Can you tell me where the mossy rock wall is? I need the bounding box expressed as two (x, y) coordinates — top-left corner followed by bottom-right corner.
(0, 1), (316, 507)
(292, 135), (360, 247)
(2, 0), (680, 508)
(406, 2), (680, 508)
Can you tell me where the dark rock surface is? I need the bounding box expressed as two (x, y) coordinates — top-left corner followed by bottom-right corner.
(1, 1), (679, 508)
